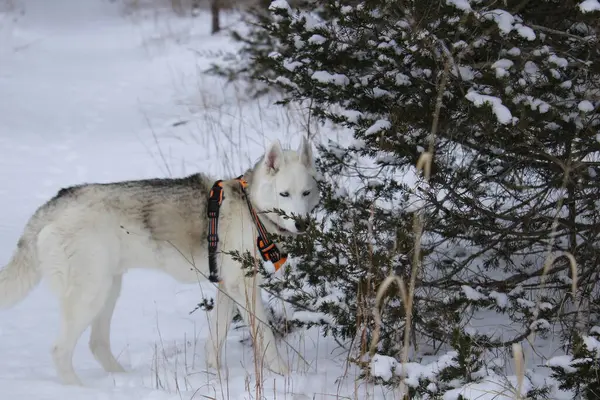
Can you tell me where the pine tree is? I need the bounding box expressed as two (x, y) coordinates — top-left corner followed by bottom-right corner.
(548, 328), (600, 399)
(212, 0), (600, 395)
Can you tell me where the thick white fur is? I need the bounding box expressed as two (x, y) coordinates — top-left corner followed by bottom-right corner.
(0, 138), (319, 385)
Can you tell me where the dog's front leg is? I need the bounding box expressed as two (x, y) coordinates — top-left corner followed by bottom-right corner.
(205, 283), (235, 370)
(228, 277), (289, 375)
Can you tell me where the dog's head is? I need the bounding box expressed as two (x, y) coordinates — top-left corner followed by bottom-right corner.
(252, 137), (319, 235)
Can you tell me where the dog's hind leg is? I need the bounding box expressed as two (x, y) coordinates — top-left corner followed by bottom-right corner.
(52, 273), (113, 385)
(40, 232), (117, 385)
(89, 275), (125, 373)
(205, 284), (235, 370)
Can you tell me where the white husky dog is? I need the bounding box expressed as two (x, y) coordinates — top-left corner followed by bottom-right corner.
(0, 138), (319, 385)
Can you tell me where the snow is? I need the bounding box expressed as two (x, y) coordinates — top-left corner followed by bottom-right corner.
(483, 10), (515, 34)
(283, 59), (303, 71)
(294, 35), (305, 49)
(524, 60), (540, 79)
(547, 355), (576, 373)
(578, 100), (594, 112)
(274, 75), (299, 89)
(308, 34), (326, 45)
(579, 0), (600, 12)
(481, 10), (536, 40)
(446, 0), (472, 12)
(443, 375), (532, 400)
(269, 0), (292, 13)
(462, 285), (485, 301)
(456, 65), (476, 81)
(582, 335), (600, 356)
(516, 25), (535, 41)
(398, 352), (459, 387)
(530, 319), (550, 332)
(372, 87), (392, 98)
(517, 297), (535, 309)
(395, 72), (412, 86)
(548, 54), (569, 68)
(365, 119), (392, 135)
(492, 59), (514, 78)
(337, 108), (363, 123)
(341, 5), (353, 14)
(489, 291), (508, 309)
(262, 260), (278, 274)
(492, 59), (514, 69)
(514, 95), (551, 113)
(311, 71), (350, 86)
(560, 80), (573, 89)
(465, 91), (514, 124)
(453, 40), (468, 49)
(292, 311), (334, 324)
(370, 354), (397, 382)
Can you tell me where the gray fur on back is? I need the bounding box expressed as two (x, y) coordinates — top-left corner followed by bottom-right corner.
(44, 173), (218, 255)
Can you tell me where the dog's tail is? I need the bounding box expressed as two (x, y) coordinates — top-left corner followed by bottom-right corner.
(0, 227), (42, 308)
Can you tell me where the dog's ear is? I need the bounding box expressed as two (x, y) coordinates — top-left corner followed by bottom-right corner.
(298, 136), (314, 167)
(265, 140), (284, 173)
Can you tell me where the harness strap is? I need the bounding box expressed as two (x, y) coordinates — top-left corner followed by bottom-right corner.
(207, 180), (224, 283)
(237, 177), (288, 272)
(207, 177), (288, 283)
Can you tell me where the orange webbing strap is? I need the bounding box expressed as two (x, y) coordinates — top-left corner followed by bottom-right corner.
(207, 180), (224, 283)
(236, 176), (288, 272)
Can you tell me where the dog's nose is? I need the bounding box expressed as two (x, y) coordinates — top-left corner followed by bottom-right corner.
(295, 220), (307, 233)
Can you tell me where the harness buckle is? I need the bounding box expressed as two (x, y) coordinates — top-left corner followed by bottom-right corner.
(207, 203), (220, 218)
(207, 182), (224, 215)
(257, 238), (287, 271)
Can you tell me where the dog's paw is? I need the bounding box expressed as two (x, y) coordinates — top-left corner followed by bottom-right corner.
(205, 354), (220, 370)
(59, 373), (83, 386)
(204, 344), (220, 370)
(105, 363), (127, 373)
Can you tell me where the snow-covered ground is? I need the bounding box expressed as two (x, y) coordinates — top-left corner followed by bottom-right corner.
(0, 1), (375, 398)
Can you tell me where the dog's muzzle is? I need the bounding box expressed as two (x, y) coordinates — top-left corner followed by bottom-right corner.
(294, 219), (308, 233)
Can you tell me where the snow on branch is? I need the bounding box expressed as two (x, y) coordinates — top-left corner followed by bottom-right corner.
(465, 91), (514, 125)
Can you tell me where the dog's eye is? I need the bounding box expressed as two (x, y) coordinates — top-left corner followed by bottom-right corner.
(302, 190), (311, 197)
(279, 192), (290, 197)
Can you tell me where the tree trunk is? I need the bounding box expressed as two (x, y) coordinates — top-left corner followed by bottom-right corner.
(211, 0), (220, 34)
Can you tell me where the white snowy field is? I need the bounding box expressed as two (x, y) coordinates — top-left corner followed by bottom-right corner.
(0, 0), (379, 399)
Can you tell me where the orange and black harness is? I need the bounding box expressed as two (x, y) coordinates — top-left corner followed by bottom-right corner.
(207, 176), (288, 283)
